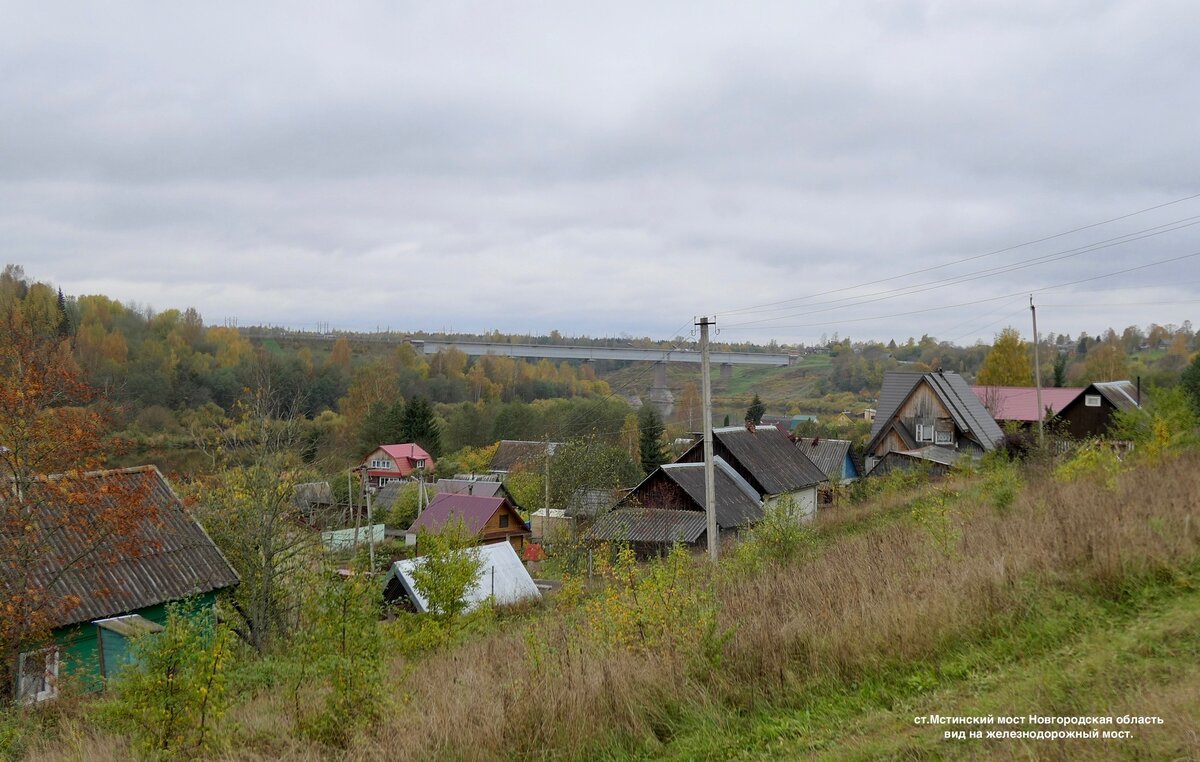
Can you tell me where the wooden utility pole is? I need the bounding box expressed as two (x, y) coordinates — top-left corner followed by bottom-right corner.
(543, 434), (551, 542)
(697, 317), (718, 562)
(363, 467), (375, 571)
(1030, 295), (1044, 449)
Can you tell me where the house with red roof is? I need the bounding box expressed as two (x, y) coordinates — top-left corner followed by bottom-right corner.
(406, 492), (530, 553)
(971, 386), (1085, 429)
(361, 443), (435, 488)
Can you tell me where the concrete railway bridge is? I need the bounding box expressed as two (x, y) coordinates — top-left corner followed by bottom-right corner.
(239, 332), (795, 409)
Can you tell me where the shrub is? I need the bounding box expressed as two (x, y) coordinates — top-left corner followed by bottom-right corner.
(410, 519), (484, 621)
(98, 601), (231, 758)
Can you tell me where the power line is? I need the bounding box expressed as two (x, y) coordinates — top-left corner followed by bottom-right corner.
(715, 190), (1200, 318)
(720, 216), (1200, 328)
(726, 251), (1200, 331)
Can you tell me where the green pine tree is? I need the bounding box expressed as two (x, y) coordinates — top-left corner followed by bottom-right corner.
(746, 394), (766, 425)
(638, 405), (667, 473)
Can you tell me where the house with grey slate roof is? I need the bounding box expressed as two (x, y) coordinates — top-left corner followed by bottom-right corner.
(865, 370), (1004, 475)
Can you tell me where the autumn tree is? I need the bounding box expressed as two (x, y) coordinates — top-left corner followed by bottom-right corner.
(0, 312), (155, 701)
(1081, 339), (1129, 383)
(976, 327), (1033, 386)
(328, 336), (352, 371)
(190, 389), (318, 653)
(677, 382), (700, 430)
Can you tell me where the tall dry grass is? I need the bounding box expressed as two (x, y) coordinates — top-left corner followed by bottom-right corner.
(339, 455), (1199, 760)
(24, 455), (1200, 760)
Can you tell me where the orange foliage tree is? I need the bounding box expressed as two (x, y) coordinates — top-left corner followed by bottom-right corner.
(0, 313), (154, 701)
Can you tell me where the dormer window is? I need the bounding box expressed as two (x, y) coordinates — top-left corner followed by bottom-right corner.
(414, 459), (426, 469)
(915, 423), (934, 442)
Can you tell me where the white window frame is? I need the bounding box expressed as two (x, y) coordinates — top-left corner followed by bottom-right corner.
(17, 647), (59, 704)
(916, 423), (933, 442)
(934, 429), (953, 445)
(1084, 394), (1102, 407)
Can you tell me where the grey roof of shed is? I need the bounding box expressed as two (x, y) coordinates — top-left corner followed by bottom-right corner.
(489, 440), (562, 472)
(587, 508), (708, 545)
(435, 478), (505, 498)
(868, 371), (1004, 453)
(794, 438), (853, 479)
(373, 481), (406, 513)
(293, 481), (334, 510)
(678, 425), (828, 495)
(14, 466), (240, 629)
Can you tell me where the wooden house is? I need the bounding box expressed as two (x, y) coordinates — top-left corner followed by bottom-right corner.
(865, 371), (1004, 474)
(674, 424), (828, 515)
(970, 385), (1084, 429)
(361, 443), (434, 488)
(9, 466), (239, 703)
(1056, 380), (1141, 440)
(406, 492), (530, 553)
(587, 458), (763, 553)
(794, 437), (861, 482)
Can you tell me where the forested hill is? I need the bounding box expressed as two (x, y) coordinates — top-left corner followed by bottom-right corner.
(2, 264), (1196, 474)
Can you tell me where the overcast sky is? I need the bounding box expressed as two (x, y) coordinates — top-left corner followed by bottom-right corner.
(3, 1), (1199, 346)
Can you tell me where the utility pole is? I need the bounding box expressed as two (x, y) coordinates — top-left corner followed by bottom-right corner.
(362, 466), (375, 571)
(543, 434), (551, 542)
(1030, 295), (1044, 449)
(697, 317), (718, 562)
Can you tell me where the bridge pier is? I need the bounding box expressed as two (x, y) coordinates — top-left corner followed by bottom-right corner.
(647, 361), (674, 417)
(719, 363), (733, 385)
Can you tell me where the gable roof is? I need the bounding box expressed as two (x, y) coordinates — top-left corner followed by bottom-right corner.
(587, 508), (708, 545)
(12, 466), (240, 629)
(293, 481), (334, 511)
(435, 478), (505, 499)
(868, 371), (1004, 454)
(793, 438), (853, 479)
(970, 386), (1084, 422)
(385, 541), (540, 613)
(377, 443), (433, 464)
(678, 425), (828, 495)
(623, 458), (762, 529)
(406, 492), (515, 536)
(489, 440), (562, 472)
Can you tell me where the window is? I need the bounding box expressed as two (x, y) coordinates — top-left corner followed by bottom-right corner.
(915, 423), (933, 442)
(414, 459), (426, 469)
(935, 430), (953, 445)
(499, 514), (510, 528)
(1085, 394), (1102, 407)
(17, 647), (59, 703)
(370, 458), (392, 469)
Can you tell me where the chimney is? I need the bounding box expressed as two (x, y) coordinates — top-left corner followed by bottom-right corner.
(745, 418), (755, 433)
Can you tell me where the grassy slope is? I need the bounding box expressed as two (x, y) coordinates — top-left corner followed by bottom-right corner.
(660, 578), (1200, 760)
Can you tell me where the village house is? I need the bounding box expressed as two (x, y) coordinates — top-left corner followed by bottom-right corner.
(674, 424), (829, 515)
(406, 492), (531, 553)
(865, 370), (1004, 474)
(971, 385), (1084, 429)
(11, 466), (239, 703)
(361, 443), (435, 488)
(1056, 380), (1141, 440)
(587, 458), (763, 554)
(794, 437), (862, 483)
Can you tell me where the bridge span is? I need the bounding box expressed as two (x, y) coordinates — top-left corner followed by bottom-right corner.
(412, 340), (795, 367)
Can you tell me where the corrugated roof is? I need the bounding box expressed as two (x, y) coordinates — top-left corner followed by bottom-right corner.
(677, 425), (828, 495)
(407, 492), (511, 535)
(385, 541), (540, 613)
(292, 481), (334, 510)
(970, 386), (1084, 422)
(867, 371), (1004, 454)
(1092, 380), (1141, 411)
(12, 466), (240, 629)
(794, 438), (852, 480)
(586, 507), (707, 545)
(869, 372), (925, 440)
(657, 459), (763, 528)
(435, 479), (505, 498)
(378, 443), (433, 464)
(489, 440), (562, 472)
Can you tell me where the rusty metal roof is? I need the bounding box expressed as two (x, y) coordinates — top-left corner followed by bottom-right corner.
(11, 466), (240, 629)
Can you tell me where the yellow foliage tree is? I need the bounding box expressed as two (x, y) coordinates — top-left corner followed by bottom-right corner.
(977, 327), (1033, 386)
